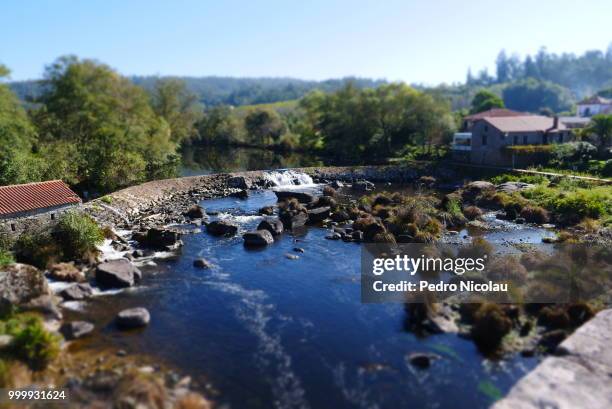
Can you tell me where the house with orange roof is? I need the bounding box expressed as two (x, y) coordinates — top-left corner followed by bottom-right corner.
(452, 113), (573, 167)
(0, 180), (82, 235)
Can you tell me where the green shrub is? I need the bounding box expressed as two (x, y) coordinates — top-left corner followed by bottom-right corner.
(490, 173), (548, 185)
(602, 159), (612, 177)
(15, 231), (61, 268)
(550, 142), (597, 169)
(55, 211), (104, 260)
(520, 205), (549, 224)
(0, 250), (13, 267)
(0, 313), (60, 370)
(100, 195), (113, 204)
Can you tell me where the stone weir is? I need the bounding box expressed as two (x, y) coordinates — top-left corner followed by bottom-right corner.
(83, 164), (437, 227)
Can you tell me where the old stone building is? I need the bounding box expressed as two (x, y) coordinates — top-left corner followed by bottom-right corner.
(0, 180), (82, 236)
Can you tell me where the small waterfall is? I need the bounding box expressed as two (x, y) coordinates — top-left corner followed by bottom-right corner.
(264, 170), (315, 187)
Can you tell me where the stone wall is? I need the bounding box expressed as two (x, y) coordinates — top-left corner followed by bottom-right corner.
(492, 309), (612, 409)
(0, 203), (81, 238)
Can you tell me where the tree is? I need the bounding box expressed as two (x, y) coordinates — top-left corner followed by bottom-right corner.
(244, 108), (285, 146)
(195, 105), (240, 145)
(583, 114), (612, 154)
(0, 64), (41, 185)
(496, 50), (510, 83)
(502, 79), (573, 113)
(470, 90), (504, 114)
(150, 78), (201, 143)
(33, 56), (177, 193)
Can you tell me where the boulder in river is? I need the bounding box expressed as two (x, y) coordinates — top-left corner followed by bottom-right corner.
(116, 307), (151, 330)
(307, 207), (331, 224)
(184, 205), (205, 220)
(95, 259), (142, 288)
(61, 321), (95, 340)
(279, 212), (308, 230)
(331, 210), (350, 223)
(243, 230), (274, 247)
(228, 175), (251, 189)
(60, 283), (94, 301)
(257, 217), (284, 236)
(206, 220), (238, 236)
(137, 227), (183, 250)
(408, 352), (440, 369)
(274, 190), (314, 203)
(0, 264), (49, 309)
(48, 262), (85, 282)
(462, 181), (495, 201)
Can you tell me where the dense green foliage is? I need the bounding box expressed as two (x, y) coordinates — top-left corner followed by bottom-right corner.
(0, 312), (60, 370)
(15, 212), (103, 267)
(502, 79), (573, 113)
(470, 90), (504, 113)
(583, 114), (612, 152)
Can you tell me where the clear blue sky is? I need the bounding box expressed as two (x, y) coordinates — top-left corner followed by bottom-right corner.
(1, 0), (611, 84)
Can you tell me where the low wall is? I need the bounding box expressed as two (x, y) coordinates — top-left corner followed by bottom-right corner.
(0, 204), (80, 238)
(493, 309), (612, 409)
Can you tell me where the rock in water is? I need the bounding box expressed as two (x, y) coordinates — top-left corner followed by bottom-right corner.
(206, 220), (238, 236)
(95, 259), (142, 288)
(408, 353), (439, 369)
(61, 321), (95, 340)
(257, 217), (284, 236)
(228, 175), (250, 189)
(116, 307), (151, 329)
(184, 205), (205, 219)
(279, 212), (308, 230)
(48, 262), (85, 282)
(243, 230), (274, 247)
(193, 258), (211, 269)
(274, 190), (314, 203)
(0, 264), (49, 308)
(137, 227), (183, 250)
(258, 206), (274, 216)
(307, 207), (331, 224)
(60, 283), (94, 301)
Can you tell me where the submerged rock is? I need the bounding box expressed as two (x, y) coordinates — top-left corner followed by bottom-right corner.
(243, 230), (274, 247)
(116, 307), (151, 329)
(61, 321), (95, 340)
(257, 217), (284, 236)
(193, 258), (212, 269)
(95, 259), (142, 288)
(230, 189), (249, 199)
(408, 352), (439, 369)
(206, 220), (238, 236)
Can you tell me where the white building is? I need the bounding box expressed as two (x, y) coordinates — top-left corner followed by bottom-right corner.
(576, 96), (612, 117)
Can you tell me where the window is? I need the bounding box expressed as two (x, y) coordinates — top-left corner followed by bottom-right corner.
(11, 224), (16, 232)
(513, 135), (518, 144)
(484, 125), (488, 132)
(51, 213), (55, 220)
(523, 135), (528, 144)
(482, 134), (487, 145)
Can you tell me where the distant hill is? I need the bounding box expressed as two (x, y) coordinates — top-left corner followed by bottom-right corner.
(9, 76), (387, 107)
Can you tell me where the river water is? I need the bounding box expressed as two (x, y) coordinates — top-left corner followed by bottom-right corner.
(65, 172), (558, 409)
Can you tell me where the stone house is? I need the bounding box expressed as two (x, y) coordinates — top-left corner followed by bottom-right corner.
(577, 95), (612, 117)
(0, 180), (82, 236)
(452, 114), (572, 167)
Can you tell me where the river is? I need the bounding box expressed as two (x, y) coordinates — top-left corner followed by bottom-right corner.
(63, 170), (558, 409)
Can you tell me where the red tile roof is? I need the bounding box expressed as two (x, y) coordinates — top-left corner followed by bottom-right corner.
(465, 108), (528, 121)
(0, 180), (81, 217)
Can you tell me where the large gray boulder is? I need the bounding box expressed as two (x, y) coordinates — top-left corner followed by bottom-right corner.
(136, 227), (183, 250)
(95, 259), (142, 288)
(462, 181), (495, 201)
(257, 217), (284, 236)
(0, 264), (49, 309)
(243, 230), (274, 247)
(60, 283), (94, 301)
(206, 220), (238, 236)
(116, 307), (150, 329)
(279, 212), (308, 230)
(228, 175), (251, 189)
(274, 190), (314, 203)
